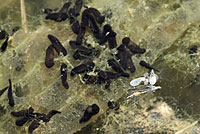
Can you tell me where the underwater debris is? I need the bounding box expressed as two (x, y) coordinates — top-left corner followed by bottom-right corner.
(188, 45), (198, 59)
(128, 70), (161, 98)
(188, 45), (198, 54)
(48, 34), (67, 56)
(15, 60), (26, 71)
(60, 63), (69, 89)
(79, 104), (100, 123)
(107, 101), (120, 110)
(8, 79), (14, 107)
(130, 70), (158, 87)
(11, 26), (20, 35)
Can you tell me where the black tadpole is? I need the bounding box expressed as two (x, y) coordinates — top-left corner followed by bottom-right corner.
(71, 61), (95, 76)
(8, 79), (14, 107)
(16, 117), (29, 126)
(79, 104), (100, 123)
(70, 19), (80, 34)
(73, 0), (83, 17)
(45, 45), (55, 68)
(107, 59), (130, 77)
(60, 63), (69, 89)
(139, 60), (159, 72)
(28, 120), (40, 134)
(58, 2), (71, 14)
(87, 7), (105, 24)
(11, 107), (61, 133)
(45, 13), (68, 22)
(0, 86), (8, 96)
(48, 34), (67, 56)
(0, 30), (8, 40)
(1, 36), (9, 52)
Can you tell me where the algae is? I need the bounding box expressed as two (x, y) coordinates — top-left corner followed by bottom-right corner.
(0, 0), (200, 134)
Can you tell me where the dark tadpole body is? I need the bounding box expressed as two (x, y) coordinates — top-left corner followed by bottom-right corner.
(8, 79), (14, 107)
(139, 60), (159, 72)
(98, 24), (112, 45)
(71, 61), (95, 76)
(107, 30), (117, 49)
(82, 74), (98, 84)
(16, 117), (29, 126)
(11, 109), (28, 117)
(43, 8), (53, 14)
(58, 2), (71, 14)
(11, 107), (34, 117)
(81, 10), (89, 28)
(70, 18), (80, 34)
(87, 7), (105, 24)
(46, 110), (61, 121)
(1, 36), (9, 52)
(28, 120), (40, 134)
(122, 37), (146, 54)
(73, 50), (86, 60)
(0, 30), (7, 40)
(126, 52), (136, 73)
(116, 44), (135, 73)
(97, 70), (120, 89)
(79, 104), (100, 123)
(60, 63), (69, 89)
(45, 45), (55, 68)
(107, 58), (129, 77)
(76, 27), (86, 45)
(98, 70), (120, 80)
(73, 0), (83, 17)
(0, 86), (8, 96)
(87, 14), (100, 33)
(48, 34), (67, 56)
(45, 13), (68, 22)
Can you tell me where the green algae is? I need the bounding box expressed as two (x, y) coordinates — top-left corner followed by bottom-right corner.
(0, 0), (200, 134)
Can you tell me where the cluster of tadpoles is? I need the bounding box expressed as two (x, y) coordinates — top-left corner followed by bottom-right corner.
(44, 0), (149, 90)
(0, 0), (161, 133)
(11, 107), (61, 133)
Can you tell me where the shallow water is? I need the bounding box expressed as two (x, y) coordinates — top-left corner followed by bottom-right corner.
(0, 0), (200, 134)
